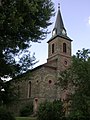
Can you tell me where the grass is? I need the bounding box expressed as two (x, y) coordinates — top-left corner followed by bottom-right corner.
(16, 117), (37, 120)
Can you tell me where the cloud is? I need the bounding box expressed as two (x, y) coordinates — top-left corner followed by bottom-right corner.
(88, 16), (90, 25)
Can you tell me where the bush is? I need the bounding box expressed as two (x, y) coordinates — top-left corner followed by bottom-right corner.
(37, 100), (65, 120)
(67, 116), (90, 120)
(68, 105), (90, 120)
(0, 106), (15, 120)
(20, 102), (33, 117)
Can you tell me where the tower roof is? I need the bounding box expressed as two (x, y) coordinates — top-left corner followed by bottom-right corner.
(48, 5), (72, 42)
(54, 5), (65, 35)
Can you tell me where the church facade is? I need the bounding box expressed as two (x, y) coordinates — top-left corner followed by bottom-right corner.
(11, 6), (73, 115)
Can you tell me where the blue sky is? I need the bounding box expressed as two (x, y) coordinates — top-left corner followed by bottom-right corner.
(31, 0), (90, 67)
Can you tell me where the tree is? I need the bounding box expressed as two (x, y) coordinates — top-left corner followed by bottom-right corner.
(0, 79), (18, 106)
(0, 0), (55, 77)
(58, 48), (90, 118)
(0, 0), (55, 108)
(69, 49), (90, 118)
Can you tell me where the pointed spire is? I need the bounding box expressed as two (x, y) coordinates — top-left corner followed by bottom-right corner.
(53, 3), (67, 36)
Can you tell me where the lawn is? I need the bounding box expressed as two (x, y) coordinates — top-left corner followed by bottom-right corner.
(16, 117), (37, 120)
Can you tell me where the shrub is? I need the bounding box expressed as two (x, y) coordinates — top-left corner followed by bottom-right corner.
(20, 101), (33, 117)
(37, 100), (65, 120)
(0, 106), (15, 120)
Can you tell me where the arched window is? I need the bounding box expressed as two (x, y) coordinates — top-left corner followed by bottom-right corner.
(52, 43), (54, 53)
(63, 43), (67, 53)
(28, 81), (31, 98)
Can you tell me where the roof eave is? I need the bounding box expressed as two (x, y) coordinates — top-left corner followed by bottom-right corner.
(47, 35), (73, 43)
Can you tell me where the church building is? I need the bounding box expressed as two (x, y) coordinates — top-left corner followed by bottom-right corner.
(11, 5), (73, 115)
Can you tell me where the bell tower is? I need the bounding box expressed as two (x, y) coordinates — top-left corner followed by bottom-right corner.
(47, 5), (72, 72)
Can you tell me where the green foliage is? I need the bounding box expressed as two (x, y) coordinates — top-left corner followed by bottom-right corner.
(37, 100), (65, 120)
(0, 106), (15, 120)
(0, 0), (55, 109)
(0, 80), (18, 106)
(58, 49), (90, 119)
(0, 0), (54, 45)
(20, 102), (33, 117)
(67, 116), (89, 120)
(70, 49), (90, 117)
(69, 92), (90, 118)
(0, 0), (55, 77)
(16, 117), (36, 120)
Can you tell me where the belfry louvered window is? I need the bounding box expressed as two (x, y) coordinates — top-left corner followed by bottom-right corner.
(63, 43), (67, 53)
(52, 43), (54, 53)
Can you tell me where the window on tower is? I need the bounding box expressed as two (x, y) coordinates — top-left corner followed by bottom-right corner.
(52, 43), (54, 54)
(63, 43), (67, 53)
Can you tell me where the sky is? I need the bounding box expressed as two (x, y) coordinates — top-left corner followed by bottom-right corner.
(31, 0), (90, 68)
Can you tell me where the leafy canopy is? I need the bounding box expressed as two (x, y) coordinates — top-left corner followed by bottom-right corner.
(70, 49), (90, 117)
(0, 0), (55, 77)
(58, 48), (90, 118)
(0, 0), (55, 107)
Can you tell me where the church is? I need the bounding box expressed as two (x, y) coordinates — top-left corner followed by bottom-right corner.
(11, 5), (73, 115)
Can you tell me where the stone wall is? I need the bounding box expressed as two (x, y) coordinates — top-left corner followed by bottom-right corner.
(10, 64), (60, 115)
